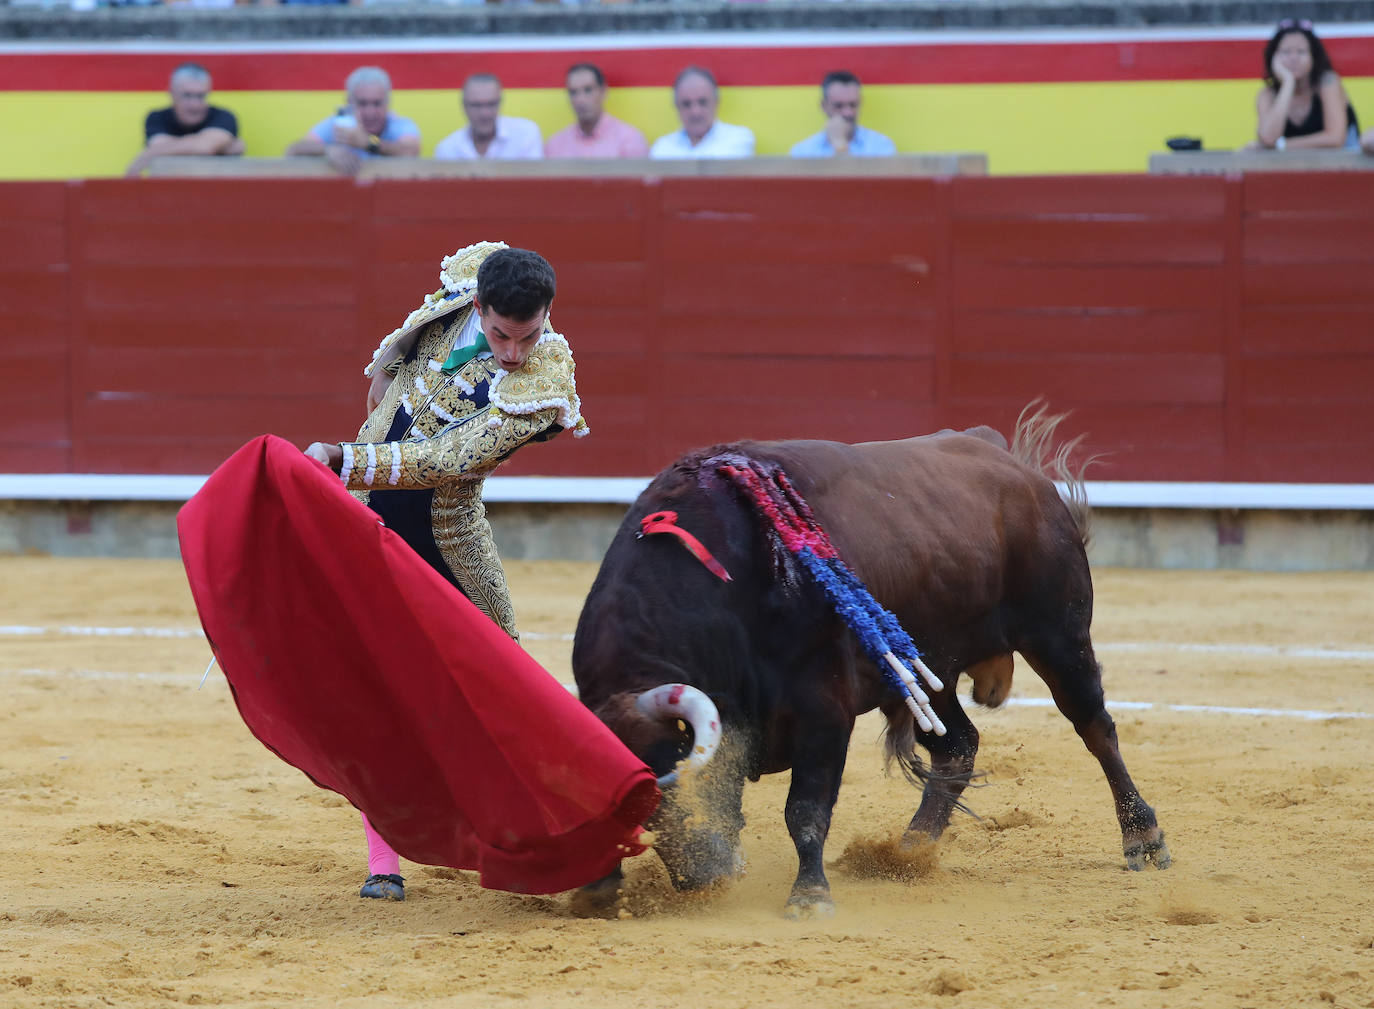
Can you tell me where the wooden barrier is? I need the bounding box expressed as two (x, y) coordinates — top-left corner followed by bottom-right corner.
(142, 153), (990, 179)
(1150, 150), (1374, 174)
(1, 171), (1371, 482)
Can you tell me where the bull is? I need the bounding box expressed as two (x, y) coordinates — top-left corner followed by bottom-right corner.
(571, 408), (1171, 918)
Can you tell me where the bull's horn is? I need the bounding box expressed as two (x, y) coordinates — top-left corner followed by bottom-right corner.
(635, 684), (722, 788)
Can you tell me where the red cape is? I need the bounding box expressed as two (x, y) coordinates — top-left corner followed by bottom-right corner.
(177, 435), (658, 895)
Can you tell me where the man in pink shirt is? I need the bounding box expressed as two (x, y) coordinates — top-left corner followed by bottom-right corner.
(544, 63), (649, 159)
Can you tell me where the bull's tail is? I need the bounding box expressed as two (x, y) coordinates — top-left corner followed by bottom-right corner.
(1010, 399), (1094, 549)
(881, 709), (982, 815)
(882, 712), (932, 786)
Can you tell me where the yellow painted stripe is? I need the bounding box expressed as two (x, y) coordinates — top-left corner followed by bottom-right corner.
(5, 79), (1371, 180)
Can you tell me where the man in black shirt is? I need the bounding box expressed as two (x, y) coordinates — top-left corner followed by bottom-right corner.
(126, 62), (244, 177)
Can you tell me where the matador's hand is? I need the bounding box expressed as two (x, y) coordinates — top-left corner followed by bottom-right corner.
(304, 442), (344, 473)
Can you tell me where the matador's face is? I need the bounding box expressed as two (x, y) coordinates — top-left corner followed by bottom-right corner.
(477, 302), (548, 372)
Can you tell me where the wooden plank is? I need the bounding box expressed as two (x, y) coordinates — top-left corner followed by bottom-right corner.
(1241, 263), (1374, 306)
(656, 398), (940, 456)
(1243, 217), (1374, 264)
(73, 348), (362, 399)
(1230, 445), (1374, 483)
(1150, 150), (1374, 176)
(81, 218), (360, 267)
(952, 217), (1224, 265)
(0, 398), (70, 445)
(656, 310), (936, 359)
(954, 264), (1224, 310)
(1237, 401), (1374, 448)
(564, 351), (653, 389)
(0, 352), (69, 401)
(79, 263), (357, 312)
(947, 354), (1225, 404)
(0, 271), (67, 313)
(662, 216), (937, 266)
(82, 306), (366, 353)
(0, 443), (73, 473)
(661, 177), (939, 218)
(71, 394), (356, 438)
(370, 218), (647, 266)
(1237, 356), (1374, 402)
(369, 178), (646, 221)
(663, 261), (931, 314)
(940, 403), (1227, 481)
(0, 182), (68, 223)
(1243, 173), (1374, 215)
(0, 222), (66, 270)
(545, 312), (655, 355)
(951, 175), (1226, 218)
(654, 355), (936, 451)
(70, 436), (287, 475)
(1241, 308), (1374, 355)
(954, 308), (1224, 354)
(1231, 397), (1374, 481)
(76, 178), (357, 221)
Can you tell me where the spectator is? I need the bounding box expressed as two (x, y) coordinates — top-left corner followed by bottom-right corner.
(649, 66), (755, 159)
(285, 66), (421, 175)
(1363, 126), (1374, 154)
(434, 74), (543, 160)
(1252, 19), (1361, 150)
(544, 63), (649, 159)
(789, 70), (896, 158)
(125, 63), (243, 178)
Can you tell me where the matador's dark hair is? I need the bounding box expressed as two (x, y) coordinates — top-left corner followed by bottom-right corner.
(476, 248), (556, 320)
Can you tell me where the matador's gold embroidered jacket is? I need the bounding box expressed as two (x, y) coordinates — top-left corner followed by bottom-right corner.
(337, 306), (586, 638)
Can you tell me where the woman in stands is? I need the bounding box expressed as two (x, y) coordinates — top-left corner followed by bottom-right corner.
(1253, 19), (1361, 150)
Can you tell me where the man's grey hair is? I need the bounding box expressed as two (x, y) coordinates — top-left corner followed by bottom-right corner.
(169, 62), (211, 91)
(673, 65), (718, 95)
(463, 72), (502, 93)
(347, 66), (392, 99)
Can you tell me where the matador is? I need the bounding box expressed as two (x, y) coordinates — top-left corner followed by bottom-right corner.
(303, 241), (587, 901)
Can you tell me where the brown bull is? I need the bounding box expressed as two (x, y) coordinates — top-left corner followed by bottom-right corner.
(572, 407), (1171, 917)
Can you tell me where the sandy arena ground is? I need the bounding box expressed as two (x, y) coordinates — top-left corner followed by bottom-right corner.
(2, 556), (1372, 1009)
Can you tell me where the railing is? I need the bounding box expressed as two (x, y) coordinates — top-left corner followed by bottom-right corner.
(142, 153), (990, 178)
(1150, 150), (1374, 174)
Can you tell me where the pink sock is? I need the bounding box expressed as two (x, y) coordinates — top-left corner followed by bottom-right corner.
(361, 811), (401, 877)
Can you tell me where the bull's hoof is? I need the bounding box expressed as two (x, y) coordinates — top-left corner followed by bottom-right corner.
(783, 888), (835, 920)
(360, 873), (405, 901)
(568, 876), (623, 919)
(1124, 832), (1172, 871)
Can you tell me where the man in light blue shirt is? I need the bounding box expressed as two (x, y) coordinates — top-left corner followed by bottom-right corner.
(790, 70), (897, 158)
(286, 66), (422, 174)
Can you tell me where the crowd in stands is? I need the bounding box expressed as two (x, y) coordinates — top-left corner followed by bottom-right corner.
(125, 60), (904, 176)
(127, 19), (1374, 177)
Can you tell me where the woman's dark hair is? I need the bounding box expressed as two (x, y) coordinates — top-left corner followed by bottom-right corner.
(476, 248), (556, 320)
(1263, 19), (1337, 90)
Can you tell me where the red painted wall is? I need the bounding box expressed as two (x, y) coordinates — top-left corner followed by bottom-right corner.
(2, 173), (1371, 482)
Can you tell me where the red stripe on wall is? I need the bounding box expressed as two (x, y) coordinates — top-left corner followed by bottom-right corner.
(4, 37), (1374, 91)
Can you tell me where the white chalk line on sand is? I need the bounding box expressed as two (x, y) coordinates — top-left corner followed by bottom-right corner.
(3, 625), (1373, 659)
(3, 666), (1371, 722)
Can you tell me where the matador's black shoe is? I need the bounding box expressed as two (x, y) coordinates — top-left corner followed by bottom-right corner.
(360, 873), (405, 901)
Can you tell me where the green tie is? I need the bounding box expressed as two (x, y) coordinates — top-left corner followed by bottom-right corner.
(440, 331), (489, 375)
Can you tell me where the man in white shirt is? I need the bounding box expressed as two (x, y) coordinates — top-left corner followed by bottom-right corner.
(434, 73), (543, 160)
(649, 66), (755, 159)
